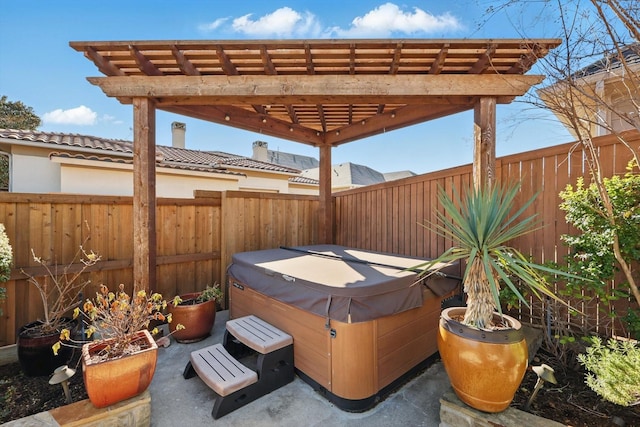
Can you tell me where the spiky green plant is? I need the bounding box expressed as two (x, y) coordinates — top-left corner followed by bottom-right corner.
(415, 182), (578, 329)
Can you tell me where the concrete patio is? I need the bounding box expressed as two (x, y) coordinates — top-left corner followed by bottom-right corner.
(149, 310), (560, 427)
(150, 310), (451, 427)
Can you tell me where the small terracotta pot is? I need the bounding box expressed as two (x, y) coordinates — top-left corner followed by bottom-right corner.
(167, 292), (216, 343)
(438, 306), (528, 413)
(82, 329), (158, 408)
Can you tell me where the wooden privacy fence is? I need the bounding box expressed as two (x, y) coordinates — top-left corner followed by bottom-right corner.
(0, 131), (637, 345)
(0, 191), (319, 346)
(334, 130), (640, 336)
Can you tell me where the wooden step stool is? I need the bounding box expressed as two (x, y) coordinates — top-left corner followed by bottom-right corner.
(183, 315), (294, 419)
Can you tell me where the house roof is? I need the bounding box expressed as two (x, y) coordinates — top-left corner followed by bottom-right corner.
(577, 43), (640, 78)
(0, 129), (302, 176)
(302, 162), (396, 187)
(265, 149), (319, 170)
(383, 170), (417, 181)
(70, 38), (560, 147)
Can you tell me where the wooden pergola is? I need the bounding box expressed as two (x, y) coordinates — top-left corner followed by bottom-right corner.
(70, 39), (560, 290)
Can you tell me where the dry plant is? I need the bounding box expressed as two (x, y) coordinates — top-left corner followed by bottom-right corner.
(55, 283), (183, 361)
(21, 232), (100, 335)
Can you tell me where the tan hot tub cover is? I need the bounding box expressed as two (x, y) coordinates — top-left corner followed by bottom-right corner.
(227, 244), (460, 324)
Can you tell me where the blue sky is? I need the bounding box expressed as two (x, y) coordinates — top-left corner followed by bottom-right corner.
(0, 1), (574, 174)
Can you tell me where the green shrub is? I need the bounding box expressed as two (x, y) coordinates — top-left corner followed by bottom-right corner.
(559, 162), (640, 337)
(578, 336), (640, 406)
(0, 223), (11, 283)
(0, 223), (12, 316)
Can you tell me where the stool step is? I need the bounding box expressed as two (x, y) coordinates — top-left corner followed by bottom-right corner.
(188, 343), (257, 397)
(226, 315), (293, 354)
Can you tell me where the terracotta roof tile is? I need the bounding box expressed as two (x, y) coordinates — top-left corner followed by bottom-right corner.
(289, 176), (318, 185)
(0, 129), (132, 153)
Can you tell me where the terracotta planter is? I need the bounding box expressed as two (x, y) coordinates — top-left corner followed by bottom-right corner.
(17, 319), (75, 377)
(438, 306), (528, 413)
(167, 292), (216, 343)
(82, 329), (158, 408)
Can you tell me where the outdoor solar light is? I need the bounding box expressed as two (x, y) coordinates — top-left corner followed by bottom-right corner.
(524, 363), (557, 411)
(49, 365), (76, 404)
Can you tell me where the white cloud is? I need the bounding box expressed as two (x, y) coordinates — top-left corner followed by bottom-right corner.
(198, 17), (228, 32)
(43, 105), (97, 126)
(328, 3), (463, 37)
(231, 7), (321, 37)
(203, 4), (462, 39)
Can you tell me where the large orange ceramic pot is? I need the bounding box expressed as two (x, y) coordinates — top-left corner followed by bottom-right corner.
(167, 292), (216, 343)
(438, 306), (528, 413)
(82, 329), (158, 408)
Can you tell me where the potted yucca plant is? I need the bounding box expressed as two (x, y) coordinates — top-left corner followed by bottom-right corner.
(415, 182), (578, 412)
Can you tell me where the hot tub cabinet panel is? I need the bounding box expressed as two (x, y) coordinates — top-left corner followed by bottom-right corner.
(230, 283), (332, 390)
(227, 245), (459, 410)
(229, 280), (452, 406)
(376, 290), (443, 389)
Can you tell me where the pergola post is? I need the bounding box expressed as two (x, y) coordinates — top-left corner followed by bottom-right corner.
(473, 97), (497, 189)
(132, 97), (157, 292)
(318, 143), (332, 244)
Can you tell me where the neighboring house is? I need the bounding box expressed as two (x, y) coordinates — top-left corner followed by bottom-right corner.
(251, 140), (416, 191)
(540, 43), (640, 138)
(252, 140), (319, 170)
(300, 163), (415, 192)
(0, 127), (318, 197)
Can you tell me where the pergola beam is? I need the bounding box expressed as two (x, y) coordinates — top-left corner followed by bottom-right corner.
(163, 104), (324, 145)
(87, 74), (543, 101)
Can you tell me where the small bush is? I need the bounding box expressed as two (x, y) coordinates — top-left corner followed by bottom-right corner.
(0, 223), (12, 316)
(578, 336), (640, 406)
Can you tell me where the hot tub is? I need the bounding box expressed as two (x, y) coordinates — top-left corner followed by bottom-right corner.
(227, 244), (460, 411)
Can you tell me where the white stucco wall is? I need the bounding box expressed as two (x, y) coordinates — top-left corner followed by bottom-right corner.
(11, 148), (61, 193)
(59, 163), (133, 196)
(287, 185), (319, 195)
(56, 159), (243, 197)
(156, 169), (241, 197)
(237, 172), (290, 193)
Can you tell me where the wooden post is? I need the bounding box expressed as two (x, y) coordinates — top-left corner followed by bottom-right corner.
(132, 98), (157, 292)
(318, 143), (333, 244)
(473, 97), (497, 189)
